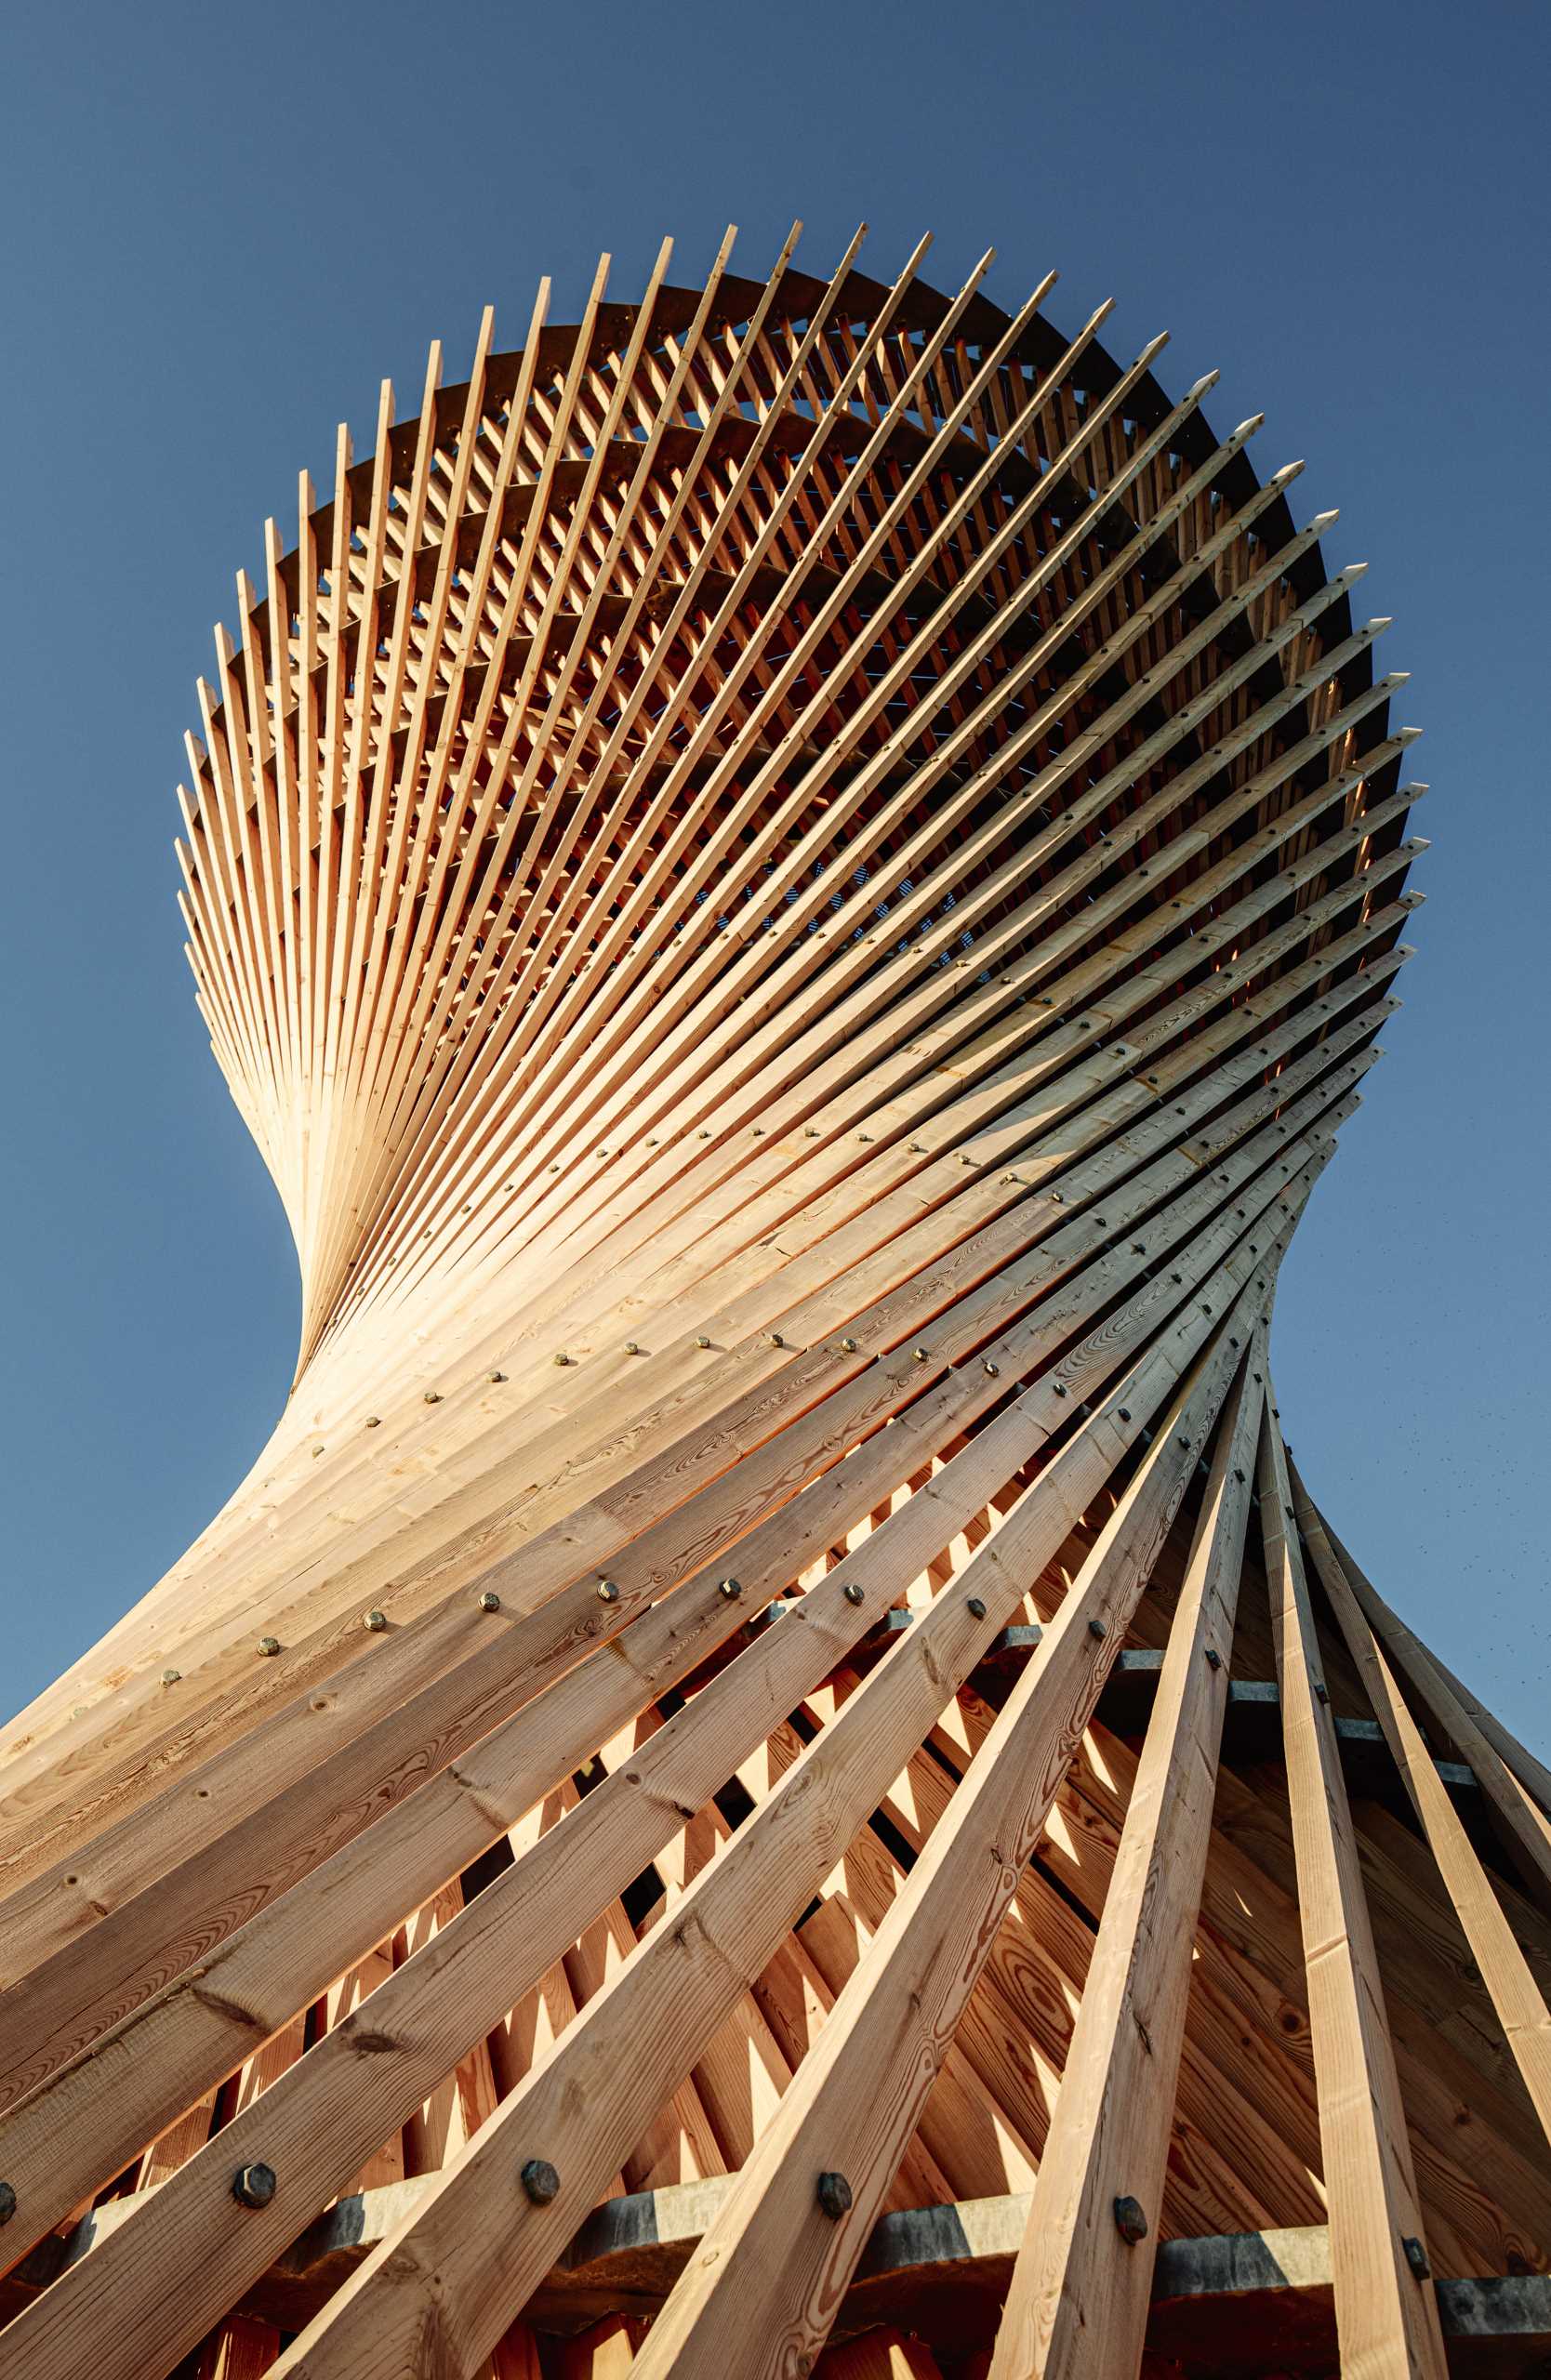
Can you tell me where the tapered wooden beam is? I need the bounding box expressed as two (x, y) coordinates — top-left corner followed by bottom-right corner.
(984, 1334), (1266, 2379)
(1259, 1395), (1448, 2380)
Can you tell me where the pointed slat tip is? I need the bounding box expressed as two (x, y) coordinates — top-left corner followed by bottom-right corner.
(1233, 412), (1266, 439)
(1186, 367), (1221, 400)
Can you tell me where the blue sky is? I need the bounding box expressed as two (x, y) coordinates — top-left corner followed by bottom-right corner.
(2, 0), (1546, 1739)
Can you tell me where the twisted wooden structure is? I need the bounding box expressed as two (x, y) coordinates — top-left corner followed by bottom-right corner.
(3, 228), (1548, 2380)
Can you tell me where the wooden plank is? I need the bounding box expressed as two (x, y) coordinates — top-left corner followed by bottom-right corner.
(985, 1335), (1266, 2377)
(629, 1311), (1266, 2379)
(1292, 1484), (1551, 2141)
(1259, 1399), (1449, 2378)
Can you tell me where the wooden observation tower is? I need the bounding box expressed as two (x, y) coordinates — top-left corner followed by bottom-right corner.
(2, 230), (1548, 2380)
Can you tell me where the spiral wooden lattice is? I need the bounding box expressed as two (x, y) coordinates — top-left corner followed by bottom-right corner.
(3, 228), (1548, 2380)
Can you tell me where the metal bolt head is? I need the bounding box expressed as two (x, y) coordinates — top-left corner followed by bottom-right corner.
(1118, 1407), (1132, 1423)
(717, 1578), (743, 1602)
(842, 1582), (865, 1607)
(967, 1597), (988, 1620)
(840, 1336), (857, 1353)
(553, 1353), (571, 1368)
(1113, 2193), (1148, 2244)
(1052, 1382), (1067, 1398)
(479, 1591), (502, 1614)
(696, 1334), (711, 1349)
(623, 1342), (640, 1355)
(983, 1359), (1000, 1377)
(0, 2180), (17, 2225)
(162, 1668), (181, 1686)
(488, 1371), (507, 1384)
(816, 2171), (853, 2220)
(596, 1580), (620, 1605)
(767, 1331), (785, 1347)
(520, 2158), (561, 2206)
(232, 2162), (277, 2210)
(1402, 2234), (1431, 2281)
(1088, 1618), (1108, 1641)
(1205, 1647), (1223, 1671)
(257, 1636), (281, 1659)
(423, 1390), (443, 1404)
(364, 1415), (381, 1429)
(364, 1609), (387, 1633)
(913, 1345), (929, 1363)
(1315, 1680), (1330, 1706)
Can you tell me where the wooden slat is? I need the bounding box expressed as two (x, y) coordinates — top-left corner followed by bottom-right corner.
(1259, 1399), (1449, 2379)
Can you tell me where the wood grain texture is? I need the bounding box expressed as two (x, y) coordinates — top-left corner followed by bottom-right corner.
(4, 228), (1537, 2380)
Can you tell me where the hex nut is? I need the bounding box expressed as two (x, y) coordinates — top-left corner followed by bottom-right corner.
(1113, 2193), (1148, 2244)
(842, 1582), (865, 1607)
(816, 2171), (853, 2220)
(717, 1578), (744, 1602)
(232, 2162), (277, 2209)
(596, 1580), (620, 1604)
(479, 1591), (502, 1613)
(257, 1636), (281, 1658)
(966, 1597), (988, 1620)
(364, 1609), (387, 1633)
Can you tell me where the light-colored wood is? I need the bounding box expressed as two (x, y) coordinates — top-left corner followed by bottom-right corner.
(7, 231), (1532, 2380)
(985, 1337), (1267, 2378)
(1292, 1482), (1551, 2139)
(1259, 1400), (1448, 2379)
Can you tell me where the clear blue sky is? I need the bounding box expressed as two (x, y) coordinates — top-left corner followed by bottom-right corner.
(2, 0), (1546, 1741)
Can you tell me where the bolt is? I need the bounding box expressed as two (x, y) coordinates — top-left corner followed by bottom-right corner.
(1315, 1681), (1330, 1705)
(1206, 1648), (1223, 1671)
(1052, 1382), (1067, 1398)
(1113, 2194), (1148, 2245)
(623, 1341), (641, 1355)
(162, 1669), (181, 1686)
(1050, 1189), (1064, 1203)
(1402, 2235), (1431, 2281)
(520, 2158), (561, 2205)
(840, 1337), (857, 1353)
(843, 1582), (865, 1607)
(597, 1580), (620, 1604)
(816, 2171), (853, 2220)
(768, 1331), (785, 1347)
(553, 1353), (571, 1368)
(0, 2180), (15, 2225)
(1088, 1618), (1107, 1640)
(696, 1334), (711, 1349)
(913, 1346), (929, 1363)
(967, 1597), (988, 1620)
(364, 1609), (387, 1632)
(232, 2162), (277, 2210)
(1118, 1407), (1132, 1422)
(479, 1592), (501, 1614)
(718, 1578), (743, 1602)
(489, 1371), (507, 1383)
(424, 1390), (443, 1404)
(983, 1360), (1001, 1377)
(257, 1636), (281, 1659)
(365, 1416), (381, 1429)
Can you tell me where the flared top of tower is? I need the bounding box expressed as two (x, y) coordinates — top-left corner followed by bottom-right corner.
(172, 230), (1423, 1384)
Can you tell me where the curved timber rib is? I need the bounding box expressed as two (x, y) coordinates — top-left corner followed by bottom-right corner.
(3, 228), (1547, 2380)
